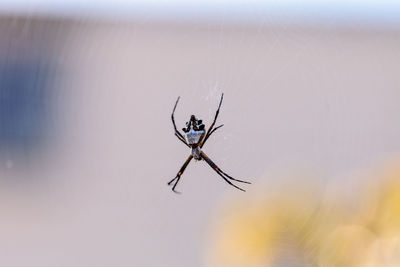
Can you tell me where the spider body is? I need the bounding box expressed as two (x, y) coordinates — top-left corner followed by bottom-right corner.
(168, 93), (251, 193)
(191, 146), (202, 161)
(183, 115), (205, 147)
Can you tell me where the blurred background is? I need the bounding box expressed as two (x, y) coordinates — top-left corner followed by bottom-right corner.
(0, 0), (399, 266)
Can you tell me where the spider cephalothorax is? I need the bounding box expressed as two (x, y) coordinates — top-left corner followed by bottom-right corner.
(168, 93), (251, 193)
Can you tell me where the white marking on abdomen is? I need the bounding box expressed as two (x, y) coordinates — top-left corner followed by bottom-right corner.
(185, 126), (205, 145)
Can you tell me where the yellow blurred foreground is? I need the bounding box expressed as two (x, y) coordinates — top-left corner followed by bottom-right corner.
(209, 161), (400, 267)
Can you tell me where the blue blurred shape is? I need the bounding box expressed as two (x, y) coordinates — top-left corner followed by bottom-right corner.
(0, 60), (52, 152)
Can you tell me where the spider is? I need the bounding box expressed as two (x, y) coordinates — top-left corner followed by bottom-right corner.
(168, 93), (251, 193)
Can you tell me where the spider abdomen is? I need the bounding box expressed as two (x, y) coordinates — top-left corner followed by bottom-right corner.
(185, 128), (205, 145)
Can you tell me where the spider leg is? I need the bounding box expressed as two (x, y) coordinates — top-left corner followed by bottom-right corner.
(200, 93), (224, 147)
(168, 155), (193, 193)
(175, 133), (189, 147)
(210, 124), (224, 134)
(202, 150), (250, 184)
(171, 96), (190, 148)
(200, 151), (249, 192)
(200, 124), (223, 148)
(218, 168), (251, 184)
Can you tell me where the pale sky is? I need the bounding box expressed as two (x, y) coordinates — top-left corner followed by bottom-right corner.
(1, 0), (400, 28)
